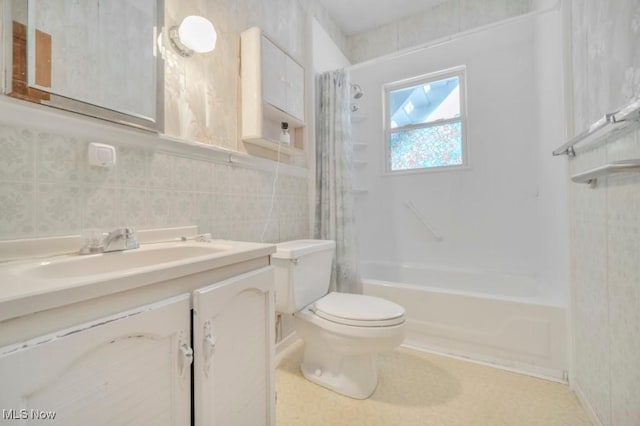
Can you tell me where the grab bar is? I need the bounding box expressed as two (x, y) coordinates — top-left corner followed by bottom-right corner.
(404, 201), (443, 242)
(553, 98), (640, 157)
(571, 159), (640, 186)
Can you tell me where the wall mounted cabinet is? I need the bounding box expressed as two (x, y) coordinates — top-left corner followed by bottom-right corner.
(241, 27), (305, 164)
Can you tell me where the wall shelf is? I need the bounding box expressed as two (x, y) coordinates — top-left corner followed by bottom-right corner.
(571, 159), (640, 186)
(553, 98), (640, 157)
(240, 27), (305, 164)
(351, 113), (368, 123)
(242, 138), (303, 157)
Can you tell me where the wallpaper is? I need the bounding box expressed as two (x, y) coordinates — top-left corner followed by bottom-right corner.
(0, 120), (308, 243)
(163, 0), (348, 148)
(0, 0), (354, 242)
(569, 1), (640, 425)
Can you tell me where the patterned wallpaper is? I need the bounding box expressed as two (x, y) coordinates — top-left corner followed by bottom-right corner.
(347, 0), (533, 63)
(0, 0), (353, 243)
(568, 1), (640, 425)
(0, 120), (308, 243)
(162, 0), (348, 148)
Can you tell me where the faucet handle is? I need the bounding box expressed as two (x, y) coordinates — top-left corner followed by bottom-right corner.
(80, 228), (104, 254)
(124, 227), (139, 250)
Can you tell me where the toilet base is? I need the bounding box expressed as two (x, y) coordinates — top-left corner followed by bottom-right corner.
(299, 341), (378, 399)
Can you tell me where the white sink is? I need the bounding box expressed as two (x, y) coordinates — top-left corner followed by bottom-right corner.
(21, 243), (233, 280)
(0, 237), (276, 324)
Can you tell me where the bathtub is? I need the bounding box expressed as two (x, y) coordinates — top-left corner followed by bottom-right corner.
(361, 262), (568, 381)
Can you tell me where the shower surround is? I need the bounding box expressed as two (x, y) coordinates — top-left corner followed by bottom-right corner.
(351, 6), (568, 378)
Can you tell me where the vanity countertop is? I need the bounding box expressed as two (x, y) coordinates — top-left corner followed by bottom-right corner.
(0, 240), (275, 323)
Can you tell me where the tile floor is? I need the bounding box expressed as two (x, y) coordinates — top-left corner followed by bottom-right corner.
(276, 342), (592, 426)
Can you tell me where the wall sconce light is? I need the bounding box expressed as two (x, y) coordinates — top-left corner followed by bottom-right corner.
(169, 15), (217, 57)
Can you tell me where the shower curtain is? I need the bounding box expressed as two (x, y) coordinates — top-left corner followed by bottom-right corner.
(315, 69), (361, 294)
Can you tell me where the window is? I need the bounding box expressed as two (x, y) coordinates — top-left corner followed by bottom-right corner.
(384, 68), (466, 173)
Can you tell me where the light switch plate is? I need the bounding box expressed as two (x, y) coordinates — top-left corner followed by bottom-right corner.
(88, 142), (116, 168)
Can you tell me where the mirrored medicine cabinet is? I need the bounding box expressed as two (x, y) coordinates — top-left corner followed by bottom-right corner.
(2, 0), (164, 132)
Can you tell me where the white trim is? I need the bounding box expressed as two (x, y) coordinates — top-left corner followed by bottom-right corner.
(572, 382), (604, 426)
(382, 163), (471, 177)
(560, 0), (577, 390)
(275, 331), (300, 366)
(401, 343), (568, 384)
(383, 67), (467, 174)
(0, 96), (308, 178)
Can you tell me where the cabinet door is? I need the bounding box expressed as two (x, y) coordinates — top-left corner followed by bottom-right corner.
(286, 56), (304, 122)
(261, 36), (286, 113)
(0, 294), (192, 426)
(193, 266), (275, 426)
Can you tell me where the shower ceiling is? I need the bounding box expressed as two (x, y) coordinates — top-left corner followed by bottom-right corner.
(318, 0), (451, 35)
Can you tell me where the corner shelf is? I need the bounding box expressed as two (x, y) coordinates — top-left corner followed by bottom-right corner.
(351, 113), (368, 123)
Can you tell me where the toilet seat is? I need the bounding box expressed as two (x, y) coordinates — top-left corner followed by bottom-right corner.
(310, 292), (405, 327)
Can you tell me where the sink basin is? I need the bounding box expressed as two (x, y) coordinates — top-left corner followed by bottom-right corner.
(21, 244), (232, 279)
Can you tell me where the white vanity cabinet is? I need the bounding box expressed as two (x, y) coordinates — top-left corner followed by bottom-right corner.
(0, 294), (192, 425)
(0, 240), (276, 426)
(241, 26), (305, 162)
(193, 266), (275, 426)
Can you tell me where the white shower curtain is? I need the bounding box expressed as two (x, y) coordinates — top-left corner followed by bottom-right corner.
(314, 69), (361, 294)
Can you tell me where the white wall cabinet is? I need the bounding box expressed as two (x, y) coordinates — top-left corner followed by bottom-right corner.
(260, 36), (304, 122)
(193, 267), (275, 426)
(0, 294), (192, 425)
(241, 26), (305, 162)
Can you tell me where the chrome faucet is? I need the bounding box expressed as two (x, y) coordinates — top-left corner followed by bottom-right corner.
(102, 228), (139, 252)
(80, 227), (139, 255)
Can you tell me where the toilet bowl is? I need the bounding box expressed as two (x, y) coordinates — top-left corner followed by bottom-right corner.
(273, 240), (405, 399)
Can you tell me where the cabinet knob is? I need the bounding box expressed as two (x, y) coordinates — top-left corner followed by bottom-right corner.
(203, 321), (216, 377)
(205, 335), (217, 351)
(179, 343), (194, 379)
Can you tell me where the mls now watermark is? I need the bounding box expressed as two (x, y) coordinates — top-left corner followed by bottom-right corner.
(3, 409), (57, 420)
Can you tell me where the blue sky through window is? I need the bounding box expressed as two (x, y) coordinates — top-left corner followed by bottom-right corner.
(389, 76), (460, 129)
(386, 71), (465, 173)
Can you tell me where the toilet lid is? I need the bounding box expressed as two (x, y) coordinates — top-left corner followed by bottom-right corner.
(311, 292), (405, 327)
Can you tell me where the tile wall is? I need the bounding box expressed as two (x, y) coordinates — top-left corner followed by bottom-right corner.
(0, 120), (308, 243)
(0, 0), (351, 344)
(0, 0), (353, 242)
(347, 0), (533, 63)
(569, 1), (640, 425)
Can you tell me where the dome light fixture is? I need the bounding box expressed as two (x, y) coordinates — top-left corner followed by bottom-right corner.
(169, 15), (217, 57)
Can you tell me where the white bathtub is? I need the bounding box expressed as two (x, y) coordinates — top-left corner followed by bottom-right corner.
(361, 262), (568, 381)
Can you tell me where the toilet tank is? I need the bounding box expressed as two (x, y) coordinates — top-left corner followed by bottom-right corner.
(272, 239), (336, 314)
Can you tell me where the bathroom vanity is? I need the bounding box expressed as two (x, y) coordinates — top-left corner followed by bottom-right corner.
(0, 238), (276, 425)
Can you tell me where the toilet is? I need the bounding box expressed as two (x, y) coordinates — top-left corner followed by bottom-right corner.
(273, 239), (405, 399)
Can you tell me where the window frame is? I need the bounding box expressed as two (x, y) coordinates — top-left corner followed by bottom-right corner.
(383, 66), (468, 175)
